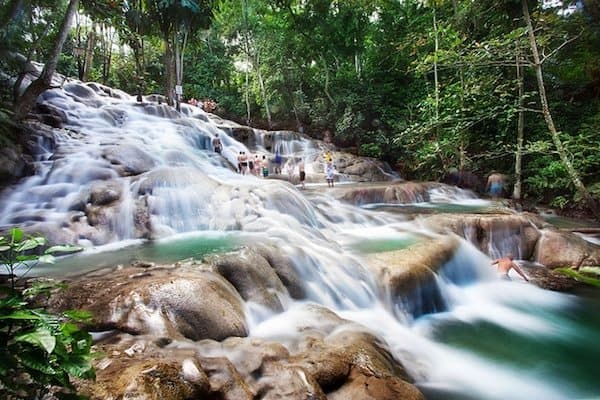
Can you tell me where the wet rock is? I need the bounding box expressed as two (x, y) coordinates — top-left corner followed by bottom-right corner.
(207, 247), (288, 311)
(339, 182), (432, 206)
(49, 264), (248, 341)
(79, 357), (210, 400)
(196, 337), (290, 385)
(255, 363), (327, 400)
(33, 103), (68, 128)
(421, 213), (544, 260)
(199, 356), (255, 400)
(534, 229), (600, 268)
(230, 126), (256, 147)
(365, 236), (459, 317)
(333, 152), (395, 182)
(0, 145), (27, 184)
(89, 180), (122, 206)
(134, 166), (220, 195)
(328, 368), (424, 400)
(254, 244), (306, 299)
(103, 144), (157, 176)
(524, 263), (580, 291)
(140, 103), (181, 119)
(63, 82), (103, 107)
(291, 330), (423, 400)
(366, 236), (458, 295)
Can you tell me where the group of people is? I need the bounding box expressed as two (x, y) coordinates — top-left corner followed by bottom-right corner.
(187, 98), (217, 112)
(211, 133), (335, 190)
(236, 152), (270, 177)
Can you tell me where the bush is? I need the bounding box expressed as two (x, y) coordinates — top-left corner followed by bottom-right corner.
(0, 228), (93, 399)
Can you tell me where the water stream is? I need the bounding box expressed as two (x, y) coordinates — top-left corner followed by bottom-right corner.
(1, 80), (598, 399)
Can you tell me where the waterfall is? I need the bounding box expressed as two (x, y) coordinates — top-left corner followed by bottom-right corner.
(1, 79), (598, 400)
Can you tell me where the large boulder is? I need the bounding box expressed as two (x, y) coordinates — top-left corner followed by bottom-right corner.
(49, 263), (248, 341)
(254, 244), (306, 299)
(103, 144), (157, 176)
(81, 358), (209, 400)
(206, 247), (288, 311)
(339, 182), (433, 206)
(332, 152), (395, 182)
(534, 229), (600, 268)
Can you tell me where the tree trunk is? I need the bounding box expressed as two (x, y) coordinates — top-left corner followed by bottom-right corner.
(522, 0), (600, 219)
(255, 51), (272, 128)
(320, 55), (335, 105)
(433, 6), (440, 123)
(82, 22), (96, 82)
(14, 0), (79, 121)
(241, 0), (251, 123)
(513, 53), (525, 201)
(164, 35), (175, 106)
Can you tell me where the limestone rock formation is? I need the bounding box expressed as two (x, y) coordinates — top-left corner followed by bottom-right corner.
(206, 247), (288, 311)
(364, 235), (459, 316)
(49, 263), (248, 341)
(534, 229), (600, 268)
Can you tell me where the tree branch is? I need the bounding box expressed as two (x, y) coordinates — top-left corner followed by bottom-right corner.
(541, 31), (583, 64)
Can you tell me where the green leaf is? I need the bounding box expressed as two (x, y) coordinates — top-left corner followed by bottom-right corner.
(10, 228), (23, 243)
(16, 328), (57, 354)
(20, 351), (57, 375)
(61, 355), (94, 378)
(16, 254), (41, 262)
(0, 245), (10, 252)
(0, 310), (42, 320)
(15, 238), (45, 252)
(63, 310), (93, 323)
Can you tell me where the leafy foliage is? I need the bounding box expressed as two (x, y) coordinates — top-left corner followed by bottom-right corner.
(0, 228), (92, 399)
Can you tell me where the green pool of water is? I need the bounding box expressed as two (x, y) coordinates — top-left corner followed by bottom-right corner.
(422, 290), (600, 399)
(29, 231), (243, 278)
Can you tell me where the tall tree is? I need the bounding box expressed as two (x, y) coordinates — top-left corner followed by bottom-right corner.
(521, 0), (600, 219)
(13, 0), (79, 121)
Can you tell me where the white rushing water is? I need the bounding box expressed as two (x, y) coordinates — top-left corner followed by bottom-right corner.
(1, 79), (596, 399)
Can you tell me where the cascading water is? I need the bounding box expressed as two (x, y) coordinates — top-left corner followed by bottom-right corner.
(2, 79), (598, 399)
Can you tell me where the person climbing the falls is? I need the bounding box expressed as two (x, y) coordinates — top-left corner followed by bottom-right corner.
(486, 171), (505, 199)
(491, 255), (530, 282)
(212, 133), (222, 154)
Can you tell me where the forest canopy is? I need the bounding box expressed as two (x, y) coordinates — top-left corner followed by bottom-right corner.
(1, 0), (599, 214)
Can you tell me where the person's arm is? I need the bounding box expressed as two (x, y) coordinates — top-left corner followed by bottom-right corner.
(511, 262), (529, 282)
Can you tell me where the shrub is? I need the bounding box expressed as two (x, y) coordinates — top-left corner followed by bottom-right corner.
(0, 228), (93, 399)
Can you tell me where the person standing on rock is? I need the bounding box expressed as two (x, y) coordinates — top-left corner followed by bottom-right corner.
(240, 151), (249, 175)
(262, 155), (269, 178)
(298, 159), (306, 189)
(274, 150), (282, 174)
(253, 154), (261, 176)
(326, 162), (335, 188)
(491, 255), (529, 282)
